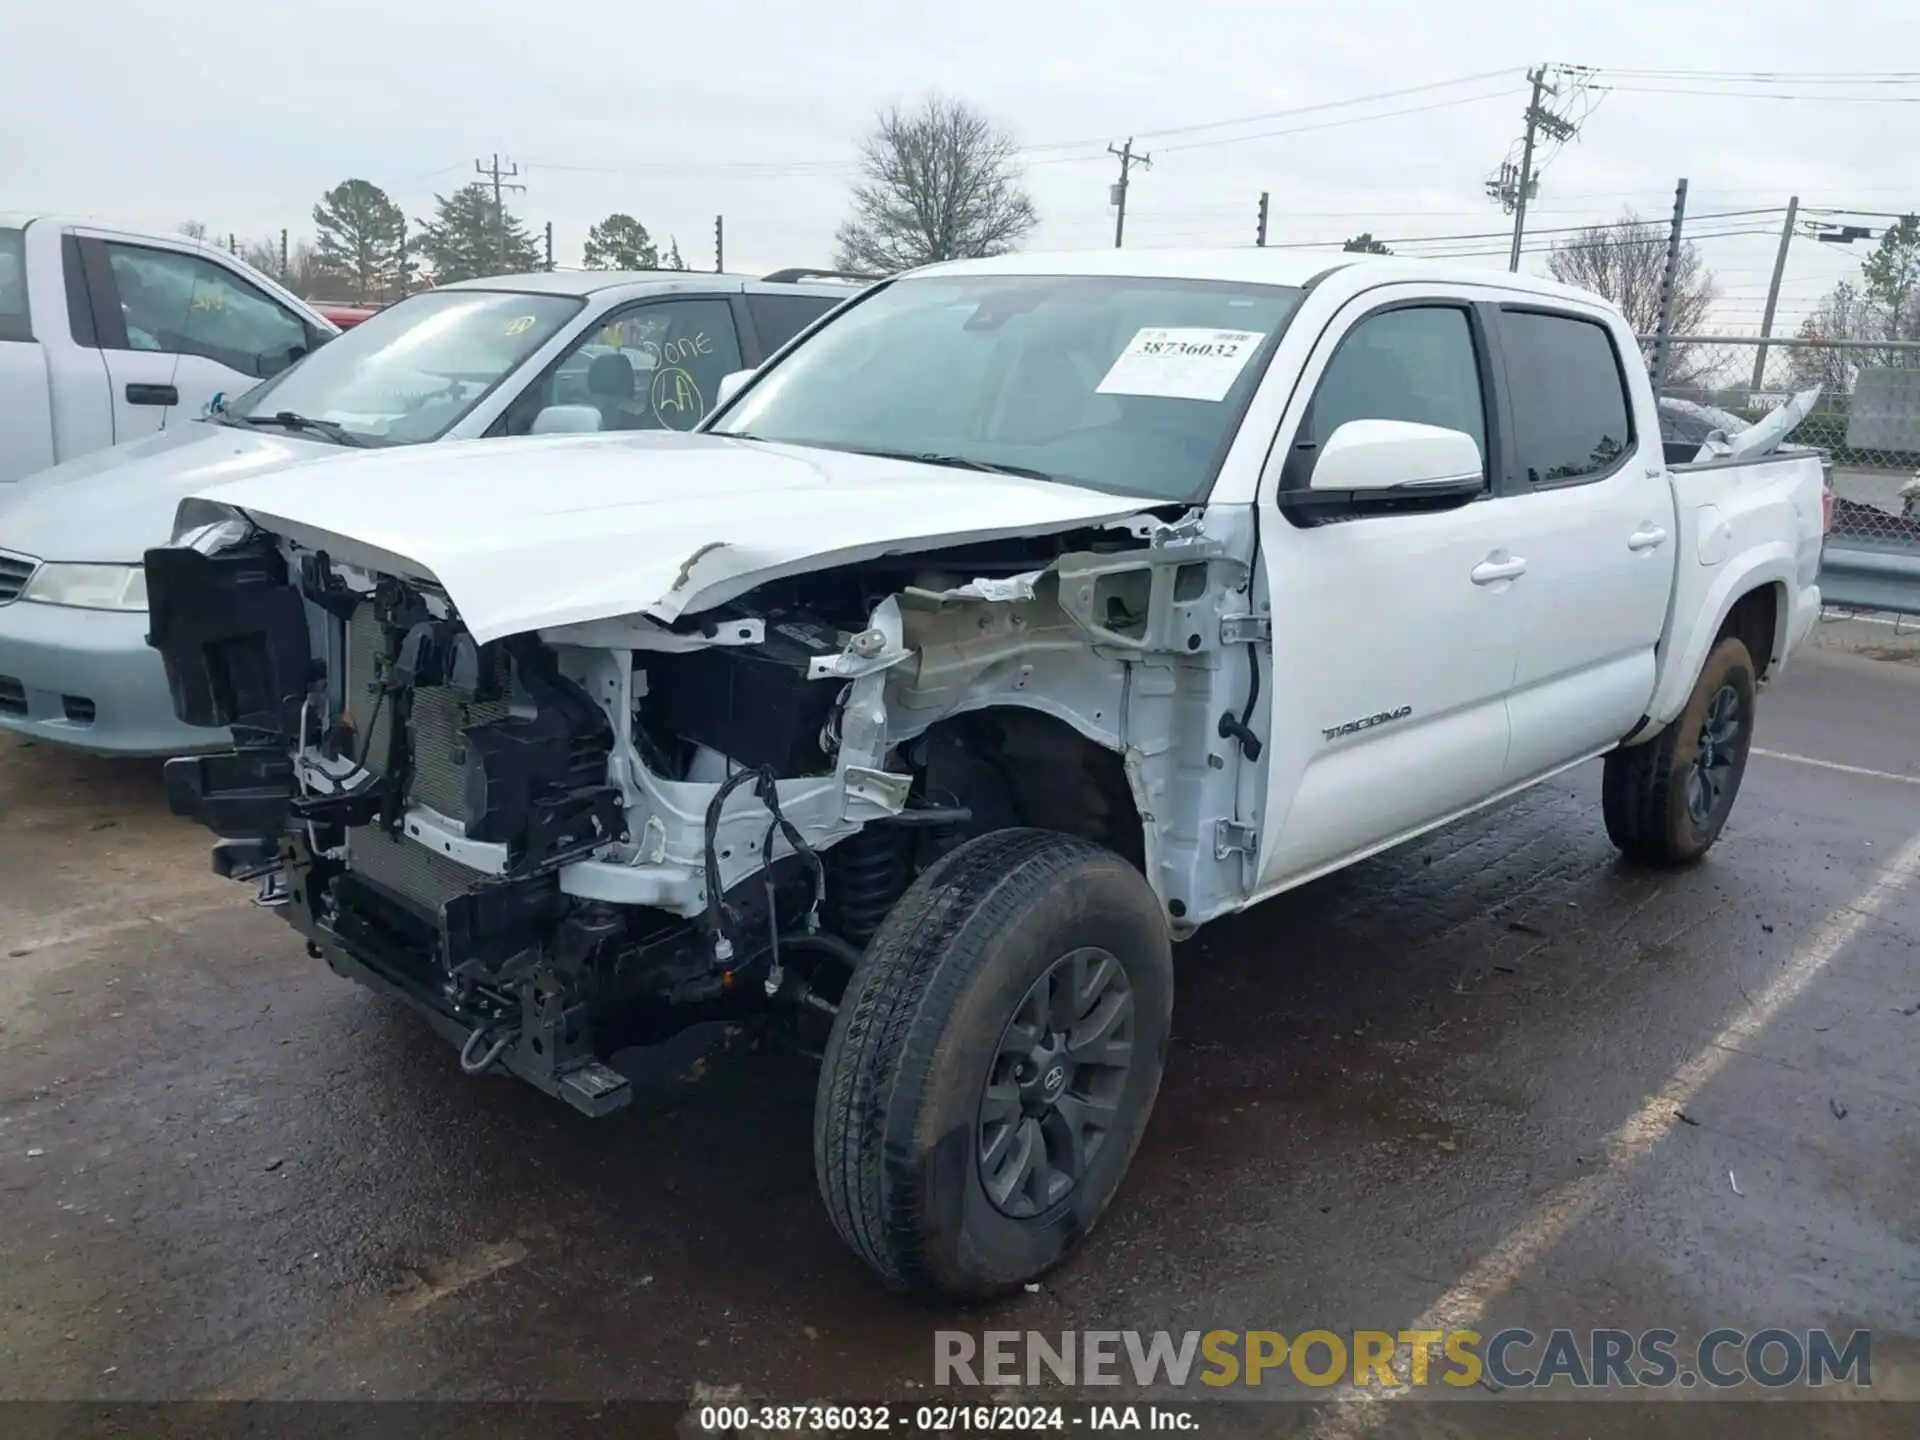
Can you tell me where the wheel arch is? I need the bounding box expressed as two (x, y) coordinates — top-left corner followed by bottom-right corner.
(1642, 547), (1796, 735)
(906, 701), (1154, 893)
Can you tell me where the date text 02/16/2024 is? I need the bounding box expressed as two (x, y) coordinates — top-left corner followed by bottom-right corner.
(695, 1404), (1194, 1432)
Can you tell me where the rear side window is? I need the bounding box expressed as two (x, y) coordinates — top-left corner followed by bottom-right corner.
(746, 292), (838, 355)
(1500, 310), (1634, 485)
(0, 229), (29, 343)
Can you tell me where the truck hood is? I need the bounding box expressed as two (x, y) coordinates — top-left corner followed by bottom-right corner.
(0, 422), (332, 562)
(192, 431), (1153, 643)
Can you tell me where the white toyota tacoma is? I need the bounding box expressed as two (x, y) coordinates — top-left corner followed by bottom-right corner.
(143, 250), (1826, 1298)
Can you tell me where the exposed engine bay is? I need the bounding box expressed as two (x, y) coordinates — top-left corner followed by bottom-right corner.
(144, 503), (1264, 1116)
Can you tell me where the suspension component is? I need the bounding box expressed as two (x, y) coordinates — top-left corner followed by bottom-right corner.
(825, 825), (911, 947)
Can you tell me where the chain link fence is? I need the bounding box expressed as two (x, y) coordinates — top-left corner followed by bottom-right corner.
(1642, 335), (1920, 616)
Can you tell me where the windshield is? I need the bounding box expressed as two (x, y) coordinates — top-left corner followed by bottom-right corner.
(708, 274), (1304, 502)
(224, 290), (582, 445)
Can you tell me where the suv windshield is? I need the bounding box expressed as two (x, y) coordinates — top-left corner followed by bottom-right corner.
(223, 289), (582, 445)
(708, 274), (1303, 501)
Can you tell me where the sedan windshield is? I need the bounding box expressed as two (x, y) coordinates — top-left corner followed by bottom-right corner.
(707, 274), (1304, 502)
(222, 290), (582, 445)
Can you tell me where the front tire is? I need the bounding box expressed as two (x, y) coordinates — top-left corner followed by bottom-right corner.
(813, 829), (1173, 1298)
(1603, 636), (1758, 865)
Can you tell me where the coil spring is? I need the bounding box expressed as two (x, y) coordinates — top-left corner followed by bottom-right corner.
(827, 825), (911, 947)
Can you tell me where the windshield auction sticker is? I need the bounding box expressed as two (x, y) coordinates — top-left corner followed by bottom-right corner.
(1096, 327), (1265, 402)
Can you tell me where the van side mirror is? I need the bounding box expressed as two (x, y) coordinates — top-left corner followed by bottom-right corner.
(1308, 419), (1482, 495)
(715, 369), (754, 407)
(531, 404), (603, 436)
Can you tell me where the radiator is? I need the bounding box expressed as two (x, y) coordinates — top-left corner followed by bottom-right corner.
(342, 602), (513, 916)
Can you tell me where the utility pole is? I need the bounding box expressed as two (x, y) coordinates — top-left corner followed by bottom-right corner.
(1108, 139), (1151, 248)
(1507, 68), (1546, 271)
(228, 233), (237, 256)
(475, 154), (524, 272)
(1751, 195), (1800, 392)
(1256, 191), (1270, 248)
(544, 220), (554, 272)
(1652, 178), (1690, 395)
(714, 215), (724, 272)
(279, 228), (289, 282)
(1485, 65), (1581, 272)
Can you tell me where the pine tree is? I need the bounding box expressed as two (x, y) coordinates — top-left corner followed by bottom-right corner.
(415, 183), (542, 284)
(311, 179), (406, 301)
(582, 213), (659, 270)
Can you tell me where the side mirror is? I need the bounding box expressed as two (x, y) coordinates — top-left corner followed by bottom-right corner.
(531, 404), (603, 436)
(715, 369), (754, 407)
(1308, 419), (1482, 495)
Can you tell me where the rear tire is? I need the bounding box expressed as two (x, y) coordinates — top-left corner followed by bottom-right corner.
(1603, 636), (1757, 865)
(813, 829), (1173, 1298)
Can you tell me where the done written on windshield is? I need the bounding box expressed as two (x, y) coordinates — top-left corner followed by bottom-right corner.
(706, 274), (1304, 503)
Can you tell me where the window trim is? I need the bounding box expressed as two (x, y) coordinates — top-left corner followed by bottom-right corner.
(60, 234), (97, 347)
(1275, 297), (1503, 528)
(0, 228), (31, 344)
(1493, 303), (1638, 493)
(490, 292), (742, 438)
(91, 238), (313, 380)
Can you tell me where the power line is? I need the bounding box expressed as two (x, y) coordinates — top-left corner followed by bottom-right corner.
(1569, 66), (1920, 82)
(1592, 84), (1920, 102)
(1019, 66), (1526, 151)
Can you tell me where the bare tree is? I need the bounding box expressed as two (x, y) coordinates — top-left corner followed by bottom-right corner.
(1547, 210), (1718, 386)
(1790, 281), (1864, 394)
(1787, 217), (1920, 390)
(834, 97), (1037, 274)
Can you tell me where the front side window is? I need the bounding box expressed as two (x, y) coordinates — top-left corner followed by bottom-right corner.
(1500, 310), (1634, 485)
(1304, 305), (1487, 465)
(509, 297), (742, 434)
(0, 229), (29, 343)
(103, 243), (309, 379)
(224, 289), (581, 446)
(708, 274), (1305, 503)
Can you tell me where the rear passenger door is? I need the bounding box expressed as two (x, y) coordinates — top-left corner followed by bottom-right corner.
(74, 235), (322, 441)
(1491, 306), (1678, 785)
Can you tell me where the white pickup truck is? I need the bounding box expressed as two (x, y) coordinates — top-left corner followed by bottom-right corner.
(0, 214), (338, 483)
(141, 250), (1825, 1299)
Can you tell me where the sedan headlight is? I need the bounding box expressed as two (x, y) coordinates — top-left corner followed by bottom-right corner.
(20, 563), (149, 612)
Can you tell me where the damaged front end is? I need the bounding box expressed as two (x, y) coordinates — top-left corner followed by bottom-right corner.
(145, 493), (1264, 1119)
(143, 510), (939, 1116)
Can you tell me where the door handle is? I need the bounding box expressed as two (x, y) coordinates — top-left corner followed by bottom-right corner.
(126, 383), (179, 407)
(1628, 525), (1669, 552)
(1470, 554), (1528, 585)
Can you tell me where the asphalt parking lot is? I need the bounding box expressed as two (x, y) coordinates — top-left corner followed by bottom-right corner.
(1, 624), (1915, 1434)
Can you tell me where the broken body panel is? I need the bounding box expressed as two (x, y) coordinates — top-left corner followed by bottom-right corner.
(147, 438), (1266, 1114)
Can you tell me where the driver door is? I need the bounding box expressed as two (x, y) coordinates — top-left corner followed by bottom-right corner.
(1255, 289), (1529, 891)
(498, 297), (745, 435)
(75, 234), (319, 440)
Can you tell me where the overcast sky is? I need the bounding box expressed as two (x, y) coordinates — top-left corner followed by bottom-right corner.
(4, 0), (1911, 332)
